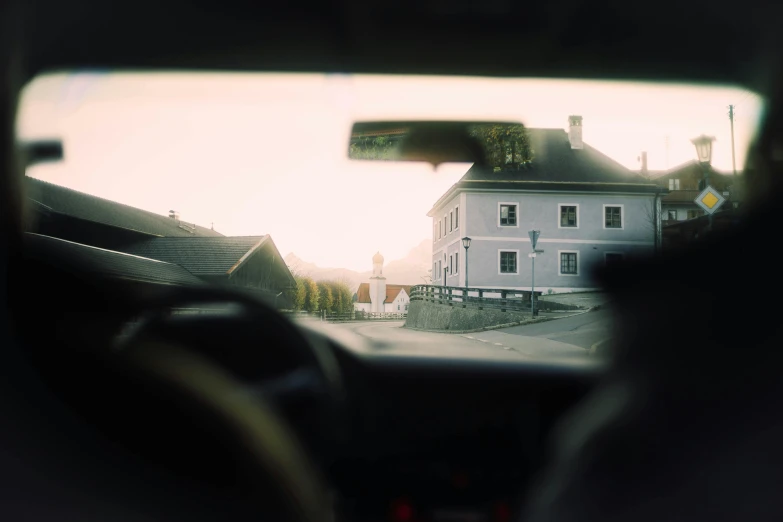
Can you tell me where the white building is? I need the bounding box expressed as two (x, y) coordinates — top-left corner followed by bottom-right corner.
(428, 116), (664, 294)
(354, 252), (412, 313)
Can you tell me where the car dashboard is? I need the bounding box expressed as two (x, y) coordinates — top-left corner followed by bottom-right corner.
(302, 322), (601, 522)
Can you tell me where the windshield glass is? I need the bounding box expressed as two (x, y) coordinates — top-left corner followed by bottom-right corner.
(16, 72), (764, 355)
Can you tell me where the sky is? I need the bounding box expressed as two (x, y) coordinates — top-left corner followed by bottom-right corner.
(17, 72), (764, 271)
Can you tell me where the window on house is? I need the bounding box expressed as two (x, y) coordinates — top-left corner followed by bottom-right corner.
(444, 215), (447, 234)
(500, 251), (517, 273)
(687, 209), (701, 219)
(560, 205), (577, 227)
(605, 206), (622, 228)
(667, 210), (677, 221)
(499, 204), (517, 226)
(605, 253), (624, 267)
(455, 252), (459, 274)
(439, 220), (442, 238)
(438, 260), (442, 279)
(560, 252), (578, 275)
(449, 255), (453, 274)
(450, 211), (453, 232)
(455, 207), (459, 228)
(669, 179), (681, 190)
(398, 304), (400, 310)
(405, 304), (409, 311)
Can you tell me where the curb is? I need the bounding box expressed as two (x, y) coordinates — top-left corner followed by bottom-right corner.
(403, 307), (592, 335)
(589, 337), (611, 355)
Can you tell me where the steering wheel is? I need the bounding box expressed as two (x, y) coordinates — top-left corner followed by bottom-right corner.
(95, 285), (343, 522)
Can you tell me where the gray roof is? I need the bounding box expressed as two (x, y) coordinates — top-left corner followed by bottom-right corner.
(119, 236), (269, 276)
(24, 233), (203, 286)
(462, 129), (644, 183)
(646, 160), (735, 180)
(429, 128), (662, 214)
(25, 177), (223, 238)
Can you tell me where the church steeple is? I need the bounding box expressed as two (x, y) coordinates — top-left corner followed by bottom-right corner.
(372, 251), (384, 277)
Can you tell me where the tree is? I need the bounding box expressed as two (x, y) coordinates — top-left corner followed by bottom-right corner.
(317, 282), (334, 312)
(332, 281), (353, 313)
(331, 283), (344, 313)
(349, 136), (398, 160)
(469, 123), (532, 169)
(291, 276), (307, 311)
(304, 278), (320, 313)
(324, 281), (351, 314)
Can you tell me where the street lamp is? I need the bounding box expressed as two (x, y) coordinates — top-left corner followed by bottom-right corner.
(691, 134), (716, 232)
(691, 134), (715, 165)
(529, 230), (540, 317)
(462, 236), (471, 290)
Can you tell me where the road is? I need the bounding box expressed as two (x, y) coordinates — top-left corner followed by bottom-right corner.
(327, 316), (603, 360)
(498, 308), (613, 350)
(323, 292), (613, 358)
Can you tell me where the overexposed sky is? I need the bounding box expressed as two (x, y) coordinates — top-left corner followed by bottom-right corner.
(17, 72), (763, 271)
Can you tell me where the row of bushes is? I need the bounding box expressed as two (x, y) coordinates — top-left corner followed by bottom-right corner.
(289, 276), (354, 313)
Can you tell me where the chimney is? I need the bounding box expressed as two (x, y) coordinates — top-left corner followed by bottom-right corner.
(640, 151), (648, 177)
(169, 210), (180, 220)
(568, 115), (583, 150)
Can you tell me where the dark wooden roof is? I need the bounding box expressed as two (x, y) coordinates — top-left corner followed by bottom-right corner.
(662, 189), (702, 204)
(429, 128), (662, 214)
(119, 236), (270, 277)
(25, 177), (222, 238)
(648, 160), (735, 181)
(24, 233), (203, 286)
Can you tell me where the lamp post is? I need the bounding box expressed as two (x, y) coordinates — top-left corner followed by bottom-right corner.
(529, 230), (540, 317)
(462, 236), (471, 296)
(691, 134), (716, 232)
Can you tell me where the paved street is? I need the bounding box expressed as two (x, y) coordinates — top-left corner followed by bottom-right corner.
(539, 291), (612, 310)
(327, 320), (591, 360)
(497, 307), (613, 350)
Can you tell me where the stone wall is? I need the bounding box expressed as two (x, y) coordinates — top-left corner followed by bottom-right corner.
(405, 301), (529, 331)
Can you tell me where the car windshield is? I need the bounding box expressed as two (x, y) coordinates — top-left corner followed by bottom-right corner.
(16, 72), (764, 356)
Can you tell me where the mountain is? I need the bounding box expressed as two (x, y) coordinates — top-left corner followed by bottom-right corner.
(284, 239), (432, 292)
(283, 254), (365, 290)
(381, 239), (432, 283)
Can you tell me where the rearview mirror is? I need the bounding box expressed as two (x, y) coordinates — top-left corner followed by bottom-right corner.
(348, 121), (529, 168)
(20, 139), (64, 168)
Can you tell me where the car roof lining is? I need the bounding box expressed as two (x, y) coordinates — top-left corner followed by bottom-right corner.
(15, 0), (783, 96)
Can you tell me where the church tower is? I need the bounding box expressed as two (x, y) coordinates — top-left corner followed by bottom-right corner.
(368, 251), (387, 313)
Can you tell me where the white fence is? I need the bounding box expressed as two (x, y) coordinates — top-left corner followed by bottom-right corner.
(282, 310), (407, 321)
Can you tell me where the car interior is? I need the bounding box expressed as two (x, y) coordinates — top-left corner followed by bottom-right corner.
(3, 1), (783, 522)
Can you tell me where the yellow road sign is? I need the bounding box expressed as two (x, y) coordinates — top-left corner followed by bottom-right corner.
(694, 186), (726, 214)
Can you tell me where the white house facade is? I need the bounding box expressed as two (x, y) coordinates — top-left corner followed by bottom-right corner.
(428, 116), (666, 294)
(354, 252), (412, 313)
